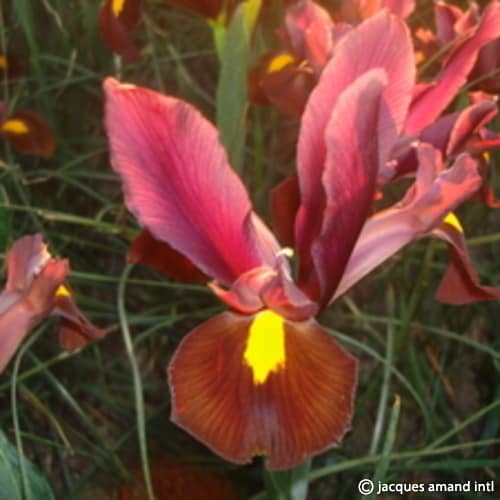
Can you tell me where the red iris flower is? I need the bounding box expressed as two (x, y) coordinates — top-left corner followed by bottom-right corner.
(99, 0), (143, 62)
(0, 101), (55, 159)
(0, 234), (109, 373)
(104, 12), (486, 468)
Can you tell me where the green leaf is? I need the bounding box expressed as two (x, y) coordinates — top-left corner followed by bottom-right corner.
(216, 0), (262, 173)
(264, 459), (311, 500)
(0, 190), (9, 250)
(0, 429), (56, 500)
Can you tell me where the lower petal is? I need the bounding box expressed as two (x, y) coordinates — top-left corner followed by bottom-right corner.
(433, 221), (500, 304)
(168, 311), (357, 470)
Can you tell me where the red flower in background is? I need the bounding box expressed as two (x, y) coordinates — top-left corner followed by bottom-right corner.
(99, 0), (143, 62)
(0, 102), (55, 159)
(104, 11), (495, 468)
(0, 235), (110, 374)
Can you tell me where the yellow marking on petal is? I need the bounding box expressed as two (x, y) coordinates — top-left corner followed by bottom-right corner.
(2, 119), (29, 135)
(483, 152), (491, 163)
(55, 285), (71, 298)
(444, 212), (463, 232)
(267, 53), (295, 74)
(415, 51), (426, 65)
(0, 55), (7, 69)
(112, 0), (126, 17)
(244, 310), (286, 384)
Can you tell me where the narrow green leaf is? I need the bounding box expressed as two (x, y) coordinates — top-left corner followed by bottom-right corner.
(0, 429), (56, 500)
(264, 459), (311, 500)
(216, 0), (262, 173)
(370, 394), (401, 496)
(0, 189), (9, 249)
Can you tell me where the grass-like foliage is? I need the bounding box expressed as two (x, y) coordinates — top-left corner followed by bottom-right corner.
(0, 1), (499, 499)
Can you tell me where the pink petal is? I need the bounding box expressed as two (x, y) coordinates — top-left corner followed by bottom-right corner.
(295, 11), (414, 270)
(284, 0), (333, 62)
(404, 2), (500, 135)
(4, 234), (50, 293)
(446, 99), (498, 154)
(433, 222), (500, 305)
(298, 69), (387, 306)
(0, 258), (69, 373)
(104, 78), (280, 286)
(382, 0), (415, 19)
(333, 145), (482, 300)
(434, 1), (464, 45)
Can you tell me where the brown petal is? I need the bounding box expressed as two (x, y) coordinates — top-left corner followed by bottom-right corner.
(55, 291), (112, 352)
(1, 111), (55, 158)
(98, 0), (142, 62)
(433, 221), (500, 305)
(269, 176), (300, 247)
(128, 229), (207, 283)
(169, 311), (357, 469)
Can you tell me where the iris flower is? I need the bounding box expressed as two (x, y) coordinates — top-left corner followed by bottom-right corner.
(104, 12), (485, 468)
(0, 101), (54, 159)
(99, 0), (142, 62)
(0, 234), (109, 373)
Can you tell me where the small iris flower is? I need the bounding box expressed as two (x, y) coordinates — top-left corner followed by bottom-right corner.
(104, 12), (487, 468)
(99, 0), (143, 62)
(0, 101), (54, 159)
(0, 234), (109, 373)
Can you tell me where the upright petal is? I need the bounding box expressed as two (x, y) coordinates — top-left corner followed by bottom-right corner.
(284, 0), (334, 70)
(104, 79), (280, 286)
(0, 259), (69, 373)
(333, 146), (482, 300)
(404, 2), (500, 135)
(295, 11), (414, 270)
(4, 234), (51, 293)
(382, 0), (415, 19)
(169, 311), (357, 469)
(434, 1), (464, 45)
(299, 69), (387, 305)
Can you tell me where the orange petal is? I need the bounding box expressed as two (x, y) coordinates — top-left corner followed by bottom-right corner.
(1, 111), (55, 158)
(169, 311), (357, 469)
(128, 229), (207, 283)
(54, 284), (112, 352)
